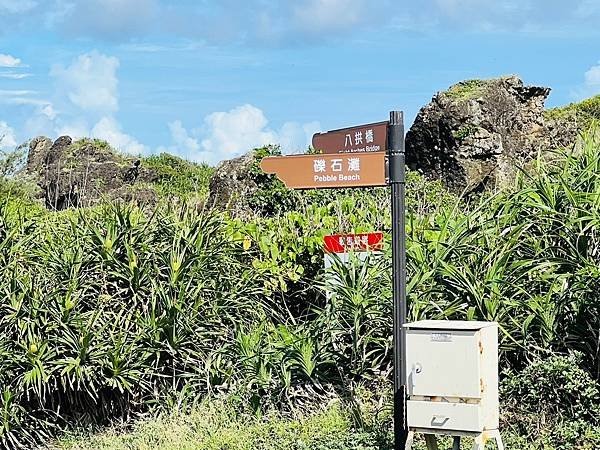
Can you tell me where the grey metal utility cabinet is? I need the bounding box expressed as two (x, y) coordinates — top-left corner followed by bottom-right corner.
(403, 320), (504, 450)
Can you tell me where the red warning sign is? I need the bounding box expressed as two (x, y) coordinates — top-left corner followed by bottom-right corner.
(324, 232), (384, 254)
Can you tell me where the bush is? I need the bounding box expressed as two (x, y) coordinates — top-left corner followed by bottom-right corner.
(142, 153), (213, 201)
(502, 353), (600, 422)
(0, 143), (40, 201)
(247, 146), (456, 217)
(501, 354), (600, 449)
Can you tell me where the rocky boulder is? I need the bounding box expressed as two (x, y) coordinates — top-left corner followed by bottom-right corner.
(26, 136), (158, 210)
(208, 152), (259, 216)
(405, 76), (562, 193)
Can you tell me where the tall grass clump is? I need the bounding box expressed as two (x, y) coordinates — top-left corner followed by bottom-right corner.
(406, 130), (600, 375)
(0, 203), (281, 448)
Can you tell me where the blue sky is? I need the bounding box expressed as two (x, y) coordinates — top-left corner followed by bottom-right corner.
(1, 0), (600, 165)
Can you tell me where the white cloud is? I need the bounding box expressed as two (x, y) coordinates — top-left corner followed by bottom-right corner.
(584, 63), (600, 90)
(572, 61), (600, 100)
(0, 121), (17, 149)
(156, 120), (210, 161)
(38, 104), (58, 120)
(0, 89), (37, 97)
(54, 116), (147, 155)
(0, 0), (37, 14)
(91, 116), (147, 155)
(575, 0), (600, 18)
(51, 51), (120, 114)
(7, 98), (52, 107)
(0, 54), (22, 67)
(3, 0), (600, 46)
(200, 104), (278, 161)
(24, 104), (60, 137)
(0, 72), (32, 79)
(293, 0), (367, 33)
(47, 51), (147, 154)
(120, 41), (202, 53)
(1, 49), (148, 156)
(43, 0), (75, 28)
(278, 121), (321, 154)
(54, 119), (90, 140)
(58, 0), (159, 39)
(169, 120), (199, 153)
(0, 89), (51, 108)
(162, 104), (320, 164)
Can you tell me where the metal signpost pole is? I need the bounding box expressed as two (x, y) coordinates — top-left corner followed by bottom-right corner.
(388, 111), (408, 450)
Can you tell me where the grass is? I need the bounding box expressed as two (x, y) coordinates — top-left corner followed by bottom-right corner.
(443, 76), (522, 101)
(452, 124), (480, 140)
(444, 79), (487, 100)
(55, 400), (389, 450)
(142, 153), (214, 201)
(544, 95), (600, 130)
(49, 400), (507, 450)
(54, 397), (600, 450)
(442, 78), (510, 100)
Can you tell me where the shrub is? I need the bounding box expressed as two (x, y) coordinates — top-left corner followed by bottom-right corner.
(0, 142), (40, 201)
(501, 354), (600, 448)
(545, 95), (600, 131)
(502, 353), (600, 423)
(142, 153), (213, 201)
(247, 146), (456, 217)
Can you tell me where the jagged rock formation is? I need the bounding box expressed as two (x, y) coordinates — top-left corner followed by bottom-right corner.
(208, 152), (259, 215)
(26, 136), (158, 210)
(405, 75), (576, 193)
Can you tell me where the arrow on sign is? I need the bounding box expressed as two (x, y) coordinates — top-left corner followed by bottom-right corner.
(260, 152), (387, 189)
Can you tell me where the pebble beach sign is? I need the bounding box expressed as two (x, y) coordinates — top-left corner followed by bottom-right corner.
(259, 152), (386, 189)
(260, 121), (388, 189)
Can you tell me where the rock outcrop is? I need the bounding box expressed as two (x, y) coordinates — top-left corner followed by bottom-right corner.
(405, 75), (569, 193)
(207, 152), (259, 215)
(26, 136), (158, 210)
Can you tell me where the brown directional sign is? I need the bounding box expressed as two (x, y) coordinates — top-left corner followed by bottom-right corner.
(312, 121), (388, 154)
(260, 152), (386, 189)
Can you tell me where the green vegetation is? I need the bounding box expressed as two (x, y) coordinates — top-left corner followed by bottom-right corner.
(0, 141), (39, 201)
(58, 400), (389, 450)
(247, 146), (454, 217)
(65, 139), (215, 202)
(2, 132), (600, 448)
(69, 138), (115, 154)
(444, 79), (488, 100)
(142, 153), (214, 201)
(501, 353), (600, 448)
(444, 76), (521, 101)
(452, 124), (479, 140)
(545, 94), (600, 130)
(57, 362), (600, 450)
